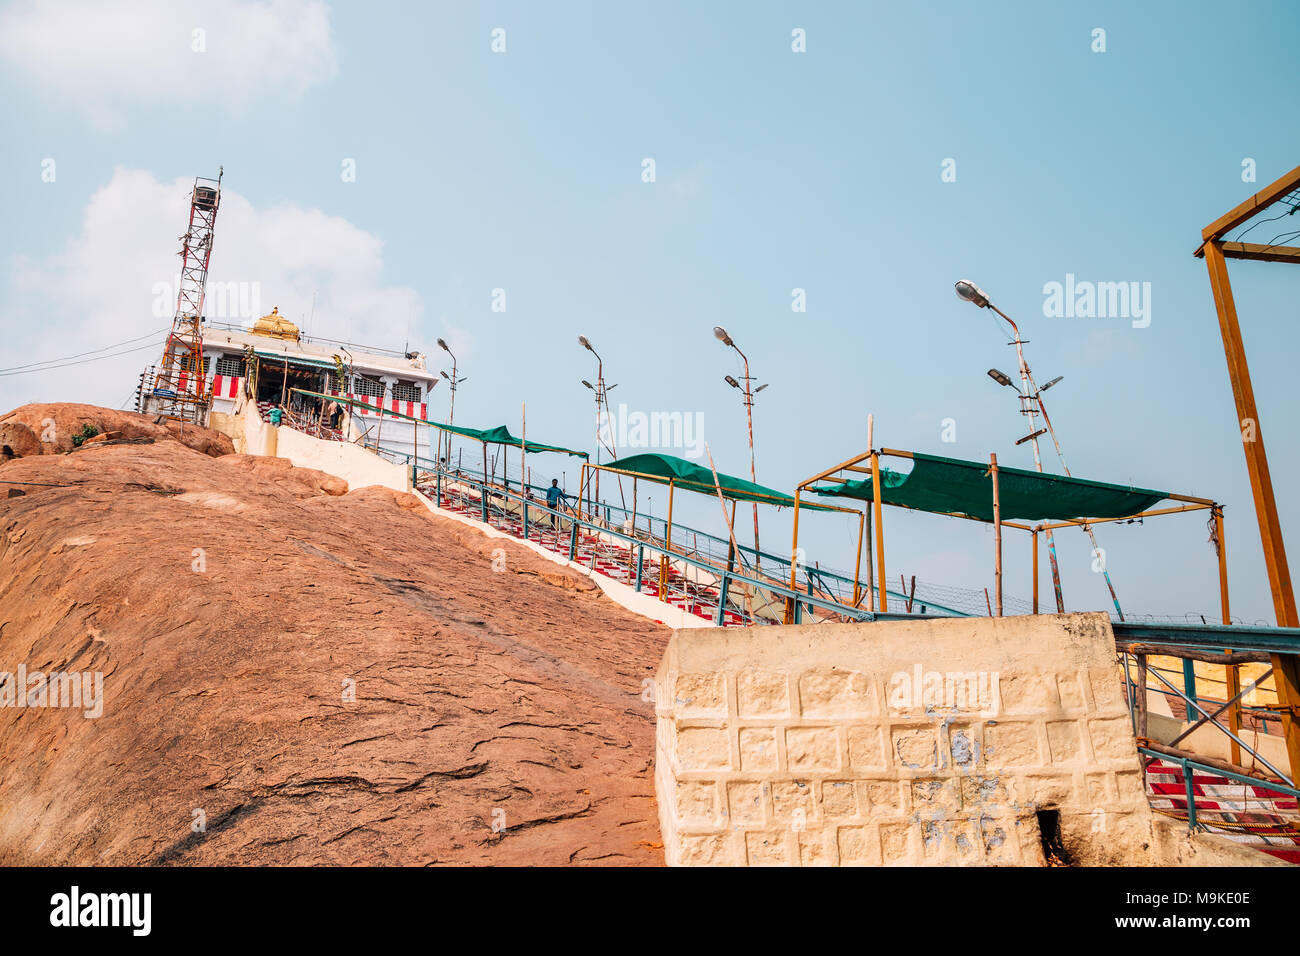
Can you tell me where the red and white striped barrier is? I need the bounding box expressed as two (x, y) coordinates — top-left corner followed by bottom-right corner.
(329, 392), (427, 420)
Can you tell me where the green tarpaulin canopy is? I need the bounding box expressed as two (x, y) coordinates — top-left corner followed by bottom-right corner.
(477, 425), (588, 459)
(601, 452), (838, 511)
(255, 351), (336, 370)
(812, 452), (1167, 522)
(291, 389), (588, 458)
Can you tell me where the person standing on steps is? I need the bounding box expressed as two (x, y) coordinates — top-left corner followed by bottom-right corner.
(545, 479), (569, 531)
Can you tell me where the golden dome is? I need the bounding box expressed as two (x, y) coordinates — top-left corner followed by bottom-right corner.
(249, 306), (300, 342)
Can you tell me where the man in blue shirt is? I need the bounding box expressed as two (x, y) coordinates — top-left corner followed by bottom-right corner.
(545, 479), (567, 529)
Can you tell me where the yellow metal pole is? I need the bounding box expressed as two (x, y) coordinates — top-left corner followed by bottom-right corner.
(661, 478), (675, 601)
(1032, 528), (1039, 614)
(789, 488), (802, 591)
(1216, 505), (1242, 764)
(1204, 239), (1300, 779)
(787, 487), (803, 624)
(872, 450), (886, 613)
(578, 463), (588, 522)
(853, 510), (865, 608)
(991, 453), (1002, 616)
(1215, 506), (1230, 625)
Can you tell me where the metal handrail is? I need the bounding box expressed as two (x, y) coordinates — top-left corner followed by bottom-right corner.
(1137, 746), (1300, 834)
(399, 450), (968, 617)
(408, 457), (937, 627)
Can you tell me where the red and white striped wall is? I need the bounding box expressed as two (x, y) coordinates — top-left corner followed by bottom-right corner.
(209, 375), (243, 399)
(329, 391), (428, 420)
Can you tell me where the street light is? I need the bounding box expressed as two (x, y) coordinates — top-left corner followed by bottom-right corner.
(954, 279), (992, 309)
(578, 334), (623, 512)
(958, 278), (1123, 621)
(713, 325), (765, 566)
(437, 338), (461, 466)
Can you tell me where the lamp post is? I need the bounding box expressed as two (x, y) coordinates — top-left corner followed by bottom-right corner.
(437, 338), (465, 471)
(579, 335), (622, 514)
(714, 325), (767, 569)
(955, 279), (1124, 620)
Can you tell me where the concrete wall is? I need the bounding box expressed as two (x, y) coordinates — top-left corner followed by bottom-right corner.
(274, 423), (410, 493)
(654, 612), (1278, 866)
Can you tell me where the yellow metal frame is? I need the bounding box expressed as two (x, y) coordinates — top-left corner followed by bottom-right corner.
(791, 439), (1227, 625)
(579, 459), (860, 605)
(1193, 163), (1300, 777)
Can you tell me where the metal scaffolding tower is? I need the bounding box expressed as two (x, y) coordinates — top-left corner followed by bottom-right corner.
(148, 168), (222, 423)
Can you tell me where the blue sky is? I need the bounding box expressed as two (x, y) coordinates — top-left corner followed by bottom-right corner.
(2, 0), (1298, 622)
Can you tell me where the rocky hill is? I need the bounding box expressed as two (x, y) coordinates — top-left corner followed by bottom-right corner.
(0, 405), (667, 865)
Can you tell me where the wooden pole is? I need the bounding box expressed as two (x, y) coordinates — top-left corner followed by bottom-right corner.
(991, 452), (1003, 617)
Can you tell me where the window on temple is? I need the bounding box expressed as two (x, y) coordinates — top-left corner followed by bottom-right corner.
(392, 381), (421, 403)
(214, 355), (245, 377)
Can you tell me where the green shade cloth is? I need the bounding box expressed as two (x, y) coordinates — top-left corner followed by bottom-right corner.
(812, 452), (1167, 522)
(477, 425), (588, 459)
(601, 452), (838, 511)
(254, 351), (336, 370)
(289, 389), (588, 458)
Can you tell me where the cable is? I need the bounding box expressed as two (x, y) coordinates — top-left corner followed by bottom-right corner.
(0, 341), (160, 377)
(0, 327), (168, 375)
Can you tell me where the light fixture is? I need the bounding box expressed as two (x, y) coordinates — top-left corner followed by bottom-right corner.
(725, 374), (740, 389)
(987, 368), (1014, 387)
(1041, 375), (1064, 392)
(437, 338), (449, 352)
(754, 383), (769, 393)
(713, 326), (733, 347)
(955, 279), (991, 309)
(441, 370), (450, 381)
(578, 335), (593, 351)
(582, 380), (594, 390)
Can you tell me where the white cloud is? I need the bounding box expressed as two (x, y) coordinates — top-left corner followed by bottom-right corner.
(1, 167), (421, 412)
(0, 0), (336, 125)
